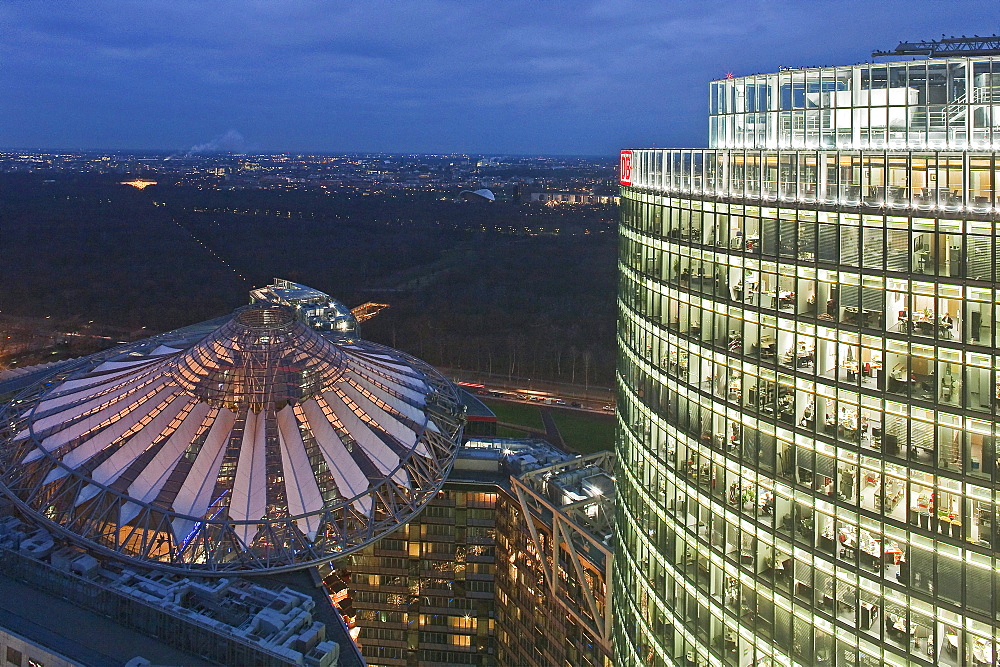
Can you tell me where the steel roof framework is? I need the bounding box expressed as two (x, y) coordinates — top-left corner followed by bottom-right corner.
(0, 306), (465, 574)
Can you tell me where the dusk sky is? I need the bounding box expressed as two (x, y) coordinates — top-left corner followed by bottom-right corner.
(2, 0), (997, 155)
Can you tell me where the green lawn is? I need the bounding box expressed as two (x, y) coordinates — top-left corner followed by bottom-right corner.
(496, 425), (531, 439)
(478, 398), (615, 455)
(480, 399), (545, 431)
(550, 409), (616, 455)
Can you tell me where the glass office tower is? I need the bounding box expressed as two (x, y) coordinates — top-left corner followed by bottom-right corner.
(616, 56), (1000, 667)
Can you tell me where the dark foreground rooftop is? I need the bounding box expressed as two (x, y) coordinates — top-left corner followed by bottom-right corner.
(0, 567), (213, 667)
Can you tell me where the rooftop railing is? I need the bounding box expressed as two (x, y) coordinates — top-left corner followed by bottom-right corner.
(623, 148), (998, 214)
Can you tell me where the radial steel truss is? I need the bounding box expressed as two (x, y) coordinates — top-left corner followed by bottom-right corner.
(0, 304), (465, 574)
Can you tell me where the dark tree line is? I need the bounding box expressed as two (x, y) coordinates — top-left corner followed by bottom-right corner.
(0, 173), (618, 385)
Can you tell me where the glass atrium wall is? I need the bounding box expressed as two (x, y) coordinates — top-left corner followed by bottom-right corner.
(617, 56), (1000, 667)
(709, 59), (1000, 150)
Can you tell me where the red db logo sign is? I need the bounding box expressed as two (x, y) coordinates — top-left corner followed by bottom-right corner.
(619, 150), (632, 186)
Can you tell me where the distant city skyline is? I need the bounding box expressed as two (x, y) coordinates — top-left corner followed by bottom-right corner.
(2, 0), (995, 155)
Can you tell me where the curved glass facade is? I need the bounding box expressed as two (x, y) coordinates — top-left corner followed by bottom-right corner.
(617, 56), (1000, 667)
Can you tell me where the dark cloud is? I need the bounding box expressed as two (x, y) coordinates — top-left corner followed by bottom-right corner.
(0, 0), (995, 154)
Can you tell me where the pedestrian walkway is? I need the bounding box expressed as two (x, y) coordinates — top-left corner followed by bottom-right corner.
(540, 408), (566, 451)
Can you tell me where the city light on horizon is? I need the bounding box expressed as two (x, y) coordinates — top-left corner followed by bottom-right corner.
(120, 178), (156, 189)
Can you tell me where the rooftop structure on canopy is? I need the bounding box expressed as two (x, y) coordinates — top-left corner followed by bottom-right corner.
(0, 287), (464, 575)
(249, 278), (359, 335)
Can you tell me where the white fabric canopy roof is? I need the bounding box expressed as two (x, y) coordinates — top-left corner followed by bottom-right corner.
(0, 304), (463, 572)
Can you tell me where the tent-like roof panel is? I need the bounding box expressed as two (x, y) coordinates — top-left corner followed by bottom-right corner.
(0, 300), (464, 574)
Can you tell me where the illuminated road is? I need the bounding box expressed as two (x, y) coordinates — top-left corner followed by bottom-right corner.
(451, 377), (614, 414)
